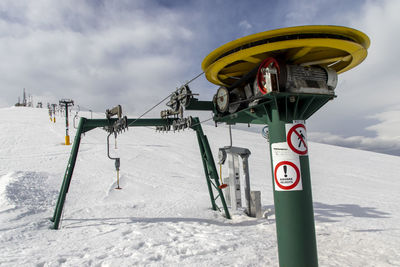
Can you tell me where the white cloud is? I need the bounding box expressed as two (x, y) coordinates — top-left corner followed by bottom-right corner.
(239, 20), (252, 30)
(309, 105), (400, 156)
(339, 0), (400, 109)
(0, 1), (195, 114)
(277, 0), (400, 118)
(284, 0), (321, 25)
(366, 106), (400, 140)
(274, 0), (400, 155)
(290, 0), (400, 147)
(1, 0), (399, 154)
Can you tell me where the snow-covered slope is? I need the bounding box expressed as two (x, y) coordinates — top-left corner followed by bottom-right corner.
(0, 107), (399, 266)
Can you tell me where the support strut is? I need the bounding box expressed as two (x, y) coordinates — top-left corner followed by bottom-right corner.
(51, 117), (84, 229)
(191, 117), (231, 219)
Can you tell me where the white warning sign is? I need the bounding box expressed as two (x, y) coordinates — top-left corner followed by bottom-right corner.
(286, 122), (308, 155)
(271, 142), (303, 191)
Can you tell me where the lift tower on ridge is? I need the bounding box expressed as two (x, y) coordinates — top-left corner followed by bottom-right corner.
(59, 99), (74, 145)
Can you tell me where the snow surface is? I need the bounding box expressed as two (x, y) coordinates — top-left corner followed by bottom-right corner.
(0, 107), (399, 266)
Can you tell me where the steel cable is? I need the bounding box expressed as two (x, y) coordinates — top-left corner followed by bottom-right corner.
(128, 71), (204, 127)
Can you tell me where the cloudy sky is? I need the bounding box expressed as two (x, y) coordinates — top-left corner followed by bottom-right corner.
(0, 0), (399, 155)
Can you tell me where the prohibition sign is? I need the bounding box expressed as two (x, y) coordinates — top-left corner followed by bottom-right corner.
(287, 124), (308, 155)
(274, 161), (301, 190)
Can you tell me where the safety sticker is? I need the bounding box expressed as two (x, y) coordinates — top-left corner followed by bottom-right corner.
(271, 142), (303, 191)
(286, 122), (308, 155)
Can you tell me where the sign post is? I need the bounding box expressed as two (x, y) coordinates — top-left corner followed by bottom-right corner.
(269, 109), (317, 266)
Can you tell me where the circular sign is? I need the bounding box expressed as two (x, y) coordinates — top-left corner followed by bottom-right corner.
(274, 161), (301, 190)
(287, 124), (308, 155)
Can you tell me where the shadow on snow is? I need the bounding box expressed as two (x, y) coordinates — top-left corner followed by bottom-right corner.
(313, 202), (390, 223)
(61, 215), (267, 229)
(262, 202), (390, 223)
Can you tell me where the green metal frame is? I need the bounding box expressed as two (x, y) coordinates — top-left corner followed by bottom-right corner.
(51, 117), (230, 229)
(213, 92), (334, 125)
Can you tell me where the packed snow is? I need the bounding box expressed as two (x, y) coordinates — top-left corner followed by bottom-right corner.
(0, 107), (399, 266)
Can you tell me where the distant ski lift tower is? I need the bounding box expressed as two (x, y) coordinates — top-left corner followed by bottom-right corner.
(59, 99), (74, 145)
(51, 104), (57, 123)
(27, 94), (33, 107)
(22, 88), (27, 106)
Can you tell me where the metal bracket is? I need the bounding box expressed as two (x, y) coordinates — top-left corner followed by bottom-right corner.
(105, 105), (128, 135)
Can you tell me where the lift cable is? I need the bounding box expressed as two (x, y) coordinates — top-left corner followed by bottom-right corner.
(128, 71), (204, 127)
(229, 124), (233, 147)
(75, 105), (92, 111)
(189, 116), (214, 128)
(127, 93), (173, 127)
(185, 71), (204, 85)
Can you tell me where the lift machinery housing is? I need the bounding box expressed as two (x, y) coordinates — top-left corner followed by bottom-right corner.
(214, 57), (338, 114)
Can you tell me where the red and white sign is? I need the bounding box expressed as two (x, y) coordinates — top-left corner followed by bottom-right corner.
(286, 123), (308, 155)
(274, 161), (301, 190)
(271, 142), (303, 191)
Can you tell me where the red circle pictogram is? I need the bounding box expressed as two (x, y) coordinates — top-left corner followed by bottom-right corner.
(274, 161), (301, 190)
(287, 124), (308, 155)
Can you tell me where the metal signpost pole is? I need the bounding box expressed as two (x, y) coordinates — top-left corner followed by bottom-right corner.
(268, 105), (317, 267)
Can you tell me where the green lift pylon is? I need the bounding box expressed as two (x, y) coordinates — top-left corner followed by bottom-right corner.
(197, 92), (331, 266)
(51, 116), (230, 230)
(205, 92), (333, 267)
(196, 25), (370, 267)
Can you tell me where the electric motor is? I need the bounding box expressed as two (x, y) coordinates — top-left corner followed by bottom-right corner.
(256, 57), (337, 95)
(214, 57), (338, 115)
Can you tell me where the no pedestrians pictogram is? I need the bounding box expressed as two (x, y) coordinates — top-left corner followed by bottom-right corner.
(287, 123), (308, 155)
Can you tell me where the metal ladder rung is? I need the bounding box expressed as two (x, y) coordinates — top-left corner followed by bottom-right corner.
(210, 180), (218, 190)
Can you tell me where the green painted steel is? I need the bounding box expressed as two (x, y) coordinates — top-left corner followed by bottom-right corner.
(268, 106), (318, 267)
(191, 117), (231, 219)
(82, 118), (176, 133)
(65, 105), (69, 137)
(51, 116), (231, 229)
(195, 131), (217, 211)
(213, 93), (333, 125)
(185, 99), (215, 111)
(52, 117), (85, 229)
